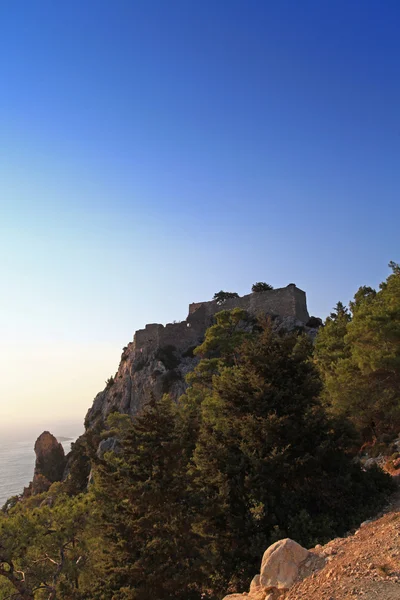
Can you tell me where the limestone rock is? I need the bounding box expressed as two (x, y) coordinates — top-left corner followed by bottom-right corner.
(260, 538), (309, 589)
(34, 431), (66, 483)
(24, 431), (67, 496)
(249, 574), (261, 593)
(248, 575), (267, 599)
(97, 436), (120, 459)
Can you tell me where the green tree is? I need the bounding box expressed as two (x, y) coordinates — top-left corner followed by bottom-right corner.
(251, 282), (273, 292)
(183, 317), (393, 593)
(194, 308), (250, 362)
(315, 263), (400, 439)
(0, 492), (89, 599)
(91, 395), (205, 600)
(314, 301), (352, 379)
(212, 290), (239, 305)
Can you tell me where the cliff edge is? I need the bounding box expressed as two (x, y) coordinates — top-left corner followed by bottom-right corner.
(85, 284), (312, 427)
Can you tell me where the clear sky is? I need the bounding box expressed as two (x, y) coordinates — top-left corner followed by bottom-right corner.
(1, 1), (399, 430)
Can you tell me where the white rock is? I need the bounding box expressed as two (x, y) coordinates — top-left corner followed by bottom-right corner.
(249, 574), (260, 593)
(260, 538), (309, 589)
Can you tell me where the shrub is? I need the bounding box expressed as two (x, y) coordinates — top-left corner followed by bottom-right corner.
(213, 290), (239, 305)
(251, 282), (273, 292)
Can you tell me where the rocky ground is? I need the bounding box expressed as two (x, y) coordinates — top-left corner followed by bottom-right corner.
(285, 487), (400, 600)
(224, 482), (400, 600)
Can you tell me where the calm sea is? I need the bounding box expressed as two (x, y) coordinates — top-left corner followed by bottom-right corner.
(0, 424), (83, 507)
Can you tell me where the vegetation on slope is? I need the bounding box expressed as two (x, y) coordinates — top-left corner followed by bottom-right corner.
(0, 264), (398, 599)
(315, 261), (400, 441)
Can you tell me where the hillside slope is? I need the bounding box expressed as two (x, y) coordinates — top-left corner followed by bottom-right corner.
(223, 486), (400, 600)
(286, 487), (400, 600)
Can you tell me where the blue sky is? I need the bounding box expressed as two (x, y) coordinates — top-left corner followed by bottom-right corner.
(0, 1), (399, 426)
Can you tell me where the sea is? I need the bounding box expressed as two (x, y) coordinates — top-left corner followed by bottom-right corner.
(0, 423), (83, 507)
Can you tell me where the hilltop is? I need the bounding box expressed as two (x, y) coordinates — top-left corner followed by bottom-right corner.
(85, 283), (314, 428)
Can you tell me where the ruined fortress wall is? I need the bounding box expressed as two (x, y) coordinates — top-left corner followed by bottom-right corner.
(158, 321), (202, 349)
(133, 320), (203, 355)
(188, 284), (309, 323)
(134, 285), (309, 355)
(292, 285), (310, 323)
(134, 324), (163, 354)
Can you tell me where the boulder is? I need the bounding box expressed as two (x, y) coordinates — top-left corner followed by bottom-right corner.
(249, 575), (261, 593)
(260, 538), (309, 589)
(248, 575), (267, 599)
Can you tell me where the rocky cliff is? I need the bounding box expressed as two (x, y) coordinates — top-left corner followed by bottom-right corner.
(85, 284), (314, 428)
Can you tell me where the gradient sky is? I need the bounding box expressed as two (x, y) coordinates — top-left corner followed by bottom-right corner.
(1, 1), (399, 430)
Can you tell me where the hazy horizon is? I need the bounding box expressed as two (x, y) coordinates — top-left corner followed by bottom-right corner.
(0, 418), (84, 442)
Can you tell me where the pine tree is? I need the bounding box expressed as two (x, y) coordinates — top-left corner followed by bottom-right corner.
(315, 263), (400, 439)
(91, 395), (205, 600)
(314, 301), (352, 379)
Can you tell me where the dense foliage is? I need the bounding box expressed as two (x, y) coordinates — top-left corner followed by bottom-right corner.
(315, 262), (400, 441)
(179, 310), (392, 592)
(251, 282), (274, 292)
(212, 290), (239, 305)
(0, 265), (398, 599)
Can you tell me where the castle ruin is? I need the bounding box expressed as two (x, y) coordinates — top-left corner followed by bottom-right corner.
(133, 284), (309, 356)
(86, 284), (311, 426)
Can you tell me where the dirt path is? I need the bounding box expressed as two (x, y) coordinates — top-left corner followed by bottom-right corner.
(285, 489), (400, 600)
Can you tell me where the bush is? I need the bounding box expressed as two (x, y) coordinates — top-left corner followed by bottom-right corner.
(213, 290), (239, 305)
(251, 282), (273, 292)
(306, 316), (323, 328)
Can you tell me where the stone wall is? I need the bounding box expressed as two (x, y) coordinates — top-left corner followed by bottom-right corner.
(189, 284), (309, 325)
(86, 284), (312, 427)
(133, 320), (204, 356)
(133, 284), (309, 355)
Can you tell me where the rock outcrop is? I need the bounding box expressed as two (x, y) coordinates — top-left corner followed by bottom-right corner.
(222, 488), (400, 600)
(260, 539), (309, 589)
(24, 432), (66, 496)
(96, 436), (120, 458)
(85, 285), (315, 429)
(223, 539), (310, 600)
